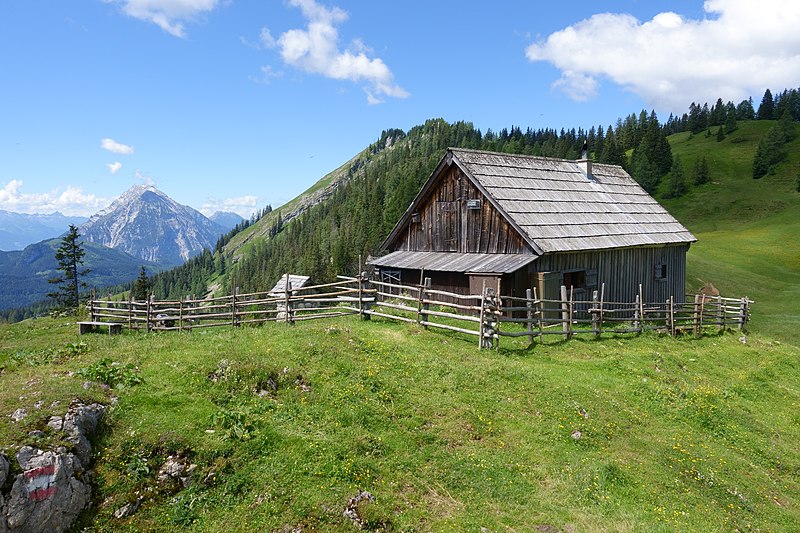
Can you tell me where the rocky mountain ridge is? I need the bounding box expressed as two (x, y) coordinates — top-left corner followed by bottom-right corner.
(79, 185), (225, 267)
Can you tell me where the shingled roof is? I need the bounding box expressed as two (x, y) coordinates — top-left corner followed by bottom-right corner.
(438, 148), (696, 253)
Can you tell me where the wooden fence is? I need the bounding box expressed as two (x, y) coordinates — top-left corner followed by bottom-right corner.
(88, 275), (752, 349)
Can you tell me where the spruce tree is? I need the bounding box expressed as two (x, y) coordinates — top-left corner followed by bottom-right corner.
(757, 89), (775, 120)
(725, 110), (738, 134)
(47, 225), (90, 310)
(665, 157), (687, 198)
(132, 266), (150, 301)
(693, 156), (710, 185)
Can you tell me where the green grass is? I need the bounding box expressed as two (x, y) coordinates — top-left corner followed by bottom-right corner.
(1, 316), (798, 531)
(664, 121), (800, 345)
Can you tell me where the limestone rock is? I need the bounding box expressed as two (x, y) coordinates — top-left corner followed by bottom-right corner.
(5, 451), (90, 532)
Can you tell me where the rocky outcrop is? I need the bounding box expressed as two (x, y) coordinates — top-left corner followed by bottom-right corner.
(1, 401), (105, 533)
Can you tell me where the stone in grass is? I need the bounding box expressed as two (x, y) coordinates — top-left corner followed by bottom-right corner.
(114, 496), (144, 519)
(570, 430), (582, 440)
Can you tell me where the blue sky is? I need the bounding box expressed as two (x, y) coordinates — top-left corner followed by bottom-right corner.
(1, 0), (798, 218)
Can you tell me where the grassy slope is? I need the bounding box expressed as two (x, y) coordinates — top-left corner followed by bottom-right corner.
(664, 121), (800, 344)
(1, 317), (798, 531)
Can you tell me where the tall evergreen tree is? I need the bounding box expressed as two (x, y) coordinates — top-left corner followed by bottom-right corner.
(736, 97), (755, 120)
(47, 225), (90, 310)
(693, 156), (710, 185)
(664, 156), (687, 198)
(132, 266), (150, 301)
(757, 88), (775, 120)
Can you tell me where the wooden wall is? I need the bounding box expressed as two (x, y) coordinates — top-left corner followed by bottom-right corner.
(393, 166), (529, 254)
(532, 244), (690, 304)
(377, 244), (689, 307)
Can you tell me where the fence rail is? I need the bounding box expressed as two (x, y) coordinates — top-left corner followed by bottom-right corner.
(88, 274), (752, 349)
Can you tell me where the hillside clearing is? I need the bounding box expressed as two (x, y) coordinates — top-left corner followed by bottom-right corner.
(1, 316), (798, 531)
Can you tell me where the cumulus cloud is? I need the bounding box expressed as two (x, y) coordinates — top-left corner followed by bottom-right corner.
(0, 180), (109, 216)
(271, 0), (409, 103)
(525, 0), (800, 112)
(101, 138), (135, 155)
(110, 0), (221, 38)
(107, 162), (123, 174)
(201, 195), (259, 218)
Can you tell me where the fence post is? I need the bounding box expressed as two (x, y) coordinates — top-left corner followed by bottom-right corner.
(599, 282), (605, 332)
(232, 286), (238, 327)
(638, 284), (645, 333)
(560, 285), (569, 341)
(534, 287), (543, 340)
(179, 297), (183, 332)
(146, 294), (153, 332)
(633, 293), (641, 332)
(418, 277), (431, 328)
(717, 295), (724, 332)
(284, 273), (293, 325)
(592, 290), (600, 338)
(128, 293), (133, 330)
(478, 280), (486, 350)
(526, 288), (534, 345)
(692, 294), (701, 337)
(668, 295), (675, 336)
(739, 297), (749, 330)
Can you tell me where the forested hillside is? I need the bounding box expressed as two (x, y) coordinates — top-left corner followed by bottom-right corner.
(220, 88), (799, 298)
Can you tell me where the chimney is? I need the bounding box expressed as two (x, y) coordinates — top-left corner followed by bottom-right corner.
(576, 140), (592, 179)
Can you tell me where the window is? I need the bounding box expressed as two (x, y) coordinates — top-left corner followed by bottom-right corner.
(654, 263), (668, 281)
(562, 270), (586, 290)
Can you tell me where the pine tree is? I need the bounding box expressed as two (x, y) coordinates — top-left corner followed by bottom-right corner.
(132, 266), (150, 301)
(693, 156), (710, 185)
(47, 225), (90, 310)
(716, 126), (725, 142)
(630, 155), (661, 194)
(724, 110), (738, 134)
(757, 89), (775, 120)
(665, 156), (687, 198)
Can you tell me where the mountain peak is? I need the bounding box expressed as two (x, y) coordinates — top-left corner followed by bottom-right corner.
(79, 185), (223, 266)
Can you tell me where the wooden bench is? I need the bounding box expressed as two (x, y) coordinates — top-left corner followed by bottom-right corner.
(78, 321), (123, 335)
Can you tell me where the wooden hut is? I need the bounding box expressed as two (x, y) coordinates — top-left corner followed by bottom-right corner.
(369, 148), (696, 304)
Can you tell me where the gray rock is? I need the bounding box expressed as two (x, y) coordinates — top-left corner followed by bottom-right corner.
(10, 409), (27, 423)
(16, 447), (39, 471)
(5, 450), (90, 532)
(47, 416), (64, 432)
(113, 496), (143, 519)
(62, 402), (105, 466)
(2, 401), (106, 533)
(0, 455), (9, 487)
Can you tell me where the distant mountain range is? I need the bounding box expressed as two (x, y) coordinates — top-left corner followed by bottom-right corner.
(0, 210), (87, 251)
(210, 211), (245, 231)
(0, 185), (245, 311)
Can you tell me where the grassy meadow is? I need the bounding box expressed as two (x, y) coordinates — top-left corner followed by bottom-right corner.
(1, 314), (798, 532)
(664, 121), (800, 343)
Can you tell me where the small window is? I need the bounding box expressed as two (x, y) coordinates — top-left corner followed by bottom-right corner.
(654, 263), (668, 281)
(411, 213), (420, 223)
(562, 270), (586, 290)
(466, 199), (481, 210)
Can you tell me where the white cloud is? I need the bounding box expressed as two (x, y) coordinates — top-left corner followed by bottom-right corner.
(107, 162), (123, 174)
(525, 0), (800, 112)
(135, 169), (156, 186)
(201, 195), (259, 218)
(259, 27), (277, 48)
(0, 180), (109, 216)
(101, 138), (135, 155)
(272, 0), (409, 103)
(110, 0), (221, 38)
